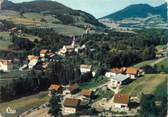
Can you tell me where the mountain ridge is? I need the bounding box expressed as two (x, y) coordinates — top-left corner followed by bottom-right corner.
(1, 0), (104, 27)
(101, 3), (167, 21)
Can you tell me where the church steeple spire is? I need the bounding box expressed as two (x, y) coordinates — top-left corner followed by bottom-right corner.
(71, 36), (75, 47)
(0, 0), (4, 10)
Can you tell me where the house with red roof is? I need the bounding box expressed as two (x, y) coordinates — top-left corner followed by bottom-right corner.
(113, 93), (130, 110)
(63, 98), (81, 115)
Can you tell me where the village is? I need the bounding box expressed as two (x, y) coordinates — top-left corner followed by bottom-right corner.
(0, 26), (145, 116)
(0, 7), (167, 116)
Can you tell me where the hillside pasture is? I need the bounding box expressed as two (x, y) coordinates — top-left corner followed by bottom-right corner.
(156, 58), (168, 73)
(133, 59), (156, 68)
(0, 10), (85, 36)
(0, 91), (49, 116)
(120, 74), (167, 97)
(0, 40), (12, 50)
(18, 33), (41, 42)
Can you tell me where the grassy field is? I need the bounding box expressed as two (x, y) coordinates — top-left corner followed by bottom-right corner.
(156, 58), (168, 73)
(0, 40), (12, 50)
(0, 70), (29, 87)
(18, 33), (41, 42)
(0, 91), (49, 116)
(156, 44), (167, 51)
(79, 77), (108, 90)
(0, 70), (29, 79)
(0, 32), (11, 40)
(133, 59), (156, 68)
(120, 74), (167, 97)
(0, 32), (12, 50)
(0, 10), (85, 36)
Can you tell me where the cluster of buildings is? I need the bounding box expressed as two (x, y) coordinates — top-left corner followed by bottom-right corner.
(48, 83), (93, 115)
(57, 36), (86, 57)
(20, 49), (55, 71)
(105, 67), (143, 88)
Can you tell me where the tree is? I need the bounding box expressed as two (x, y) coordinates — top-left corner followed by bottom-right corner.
(140, 94), (157, 117)
(48, 94), (61, 117)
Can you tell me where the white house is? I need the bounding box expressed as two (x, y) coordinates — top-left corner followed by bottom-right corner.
(80, 64), (92, 74)
(27, 55), (39, 69)
(0, 59), (13, 72)
(113, 93), (129, 110)
(111, 74), (130, 88)
(40, 49), (48, 57)
(63, 98), (80, 115)
(105, 67), (126, 78)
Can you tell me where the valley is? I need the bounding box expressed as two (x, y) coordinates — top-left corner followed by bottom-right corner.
(0, 0), (167, 117)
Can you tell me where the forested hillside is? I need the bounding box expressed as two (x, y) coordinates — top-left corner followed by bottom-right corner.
(0, 21), (167, 102)
(101, 3), (167, 21)
(2, 0), (104, 27)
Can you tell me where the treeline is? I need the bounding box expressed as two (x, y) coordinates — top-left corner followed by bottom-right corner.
(0, 59), (94, 102)
(80, 29), (167, 68)
(20, 27), (72, 51)
(140, 94), (167, 117)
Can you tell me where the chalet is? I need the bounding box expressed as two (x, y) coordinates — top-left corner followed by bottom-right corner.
(80, 89), (93, 98)
(40, 49), (48, 57)
(0, 59), (13, 72)
(80, 64), (92, 74)
(48, 84), (61, 96)
(63, 98), (80, 115)
(68, 84), (80, 94)
(113, 93), (130, 110)
(126, 67), (139, 79)
(111, 74), (130, 87)
(105, 67), (126, 78)
(27, 55), (39, 69)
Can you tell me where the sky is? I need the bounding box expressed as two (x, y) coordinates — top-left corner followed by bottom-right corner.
(10, 0), (166, 18)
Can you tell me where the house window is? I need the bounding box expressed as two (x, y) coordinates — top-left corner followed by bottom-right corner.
(121, 105), (126, 108)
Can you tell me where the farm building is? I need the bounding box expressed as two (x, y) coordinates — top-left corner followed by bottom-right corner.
(113, 93), (130, 110)
(63, 98), (81, 115)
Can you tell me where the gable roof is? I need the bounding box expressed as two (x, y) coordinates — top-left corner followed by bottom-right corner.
(27, 55), (39, 61)
(126, 67), (139, 75)
(0, 59), (12, 65)
(49, 84), (61, 91)
(112, 74), (129, 82)
(68, 84), (79, 92)
(40, 49), (48, 54)
(63, 98), (80, 108)
(111, 67), (126, 74)
(80, 64), (92, 69)
(80, 89), (92, 97)
(113, 94), (129, 104)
